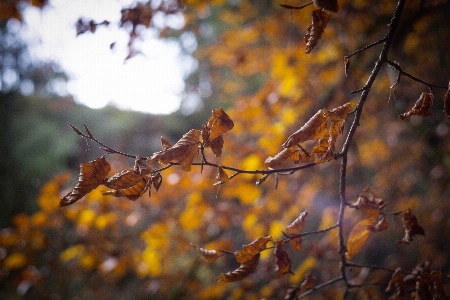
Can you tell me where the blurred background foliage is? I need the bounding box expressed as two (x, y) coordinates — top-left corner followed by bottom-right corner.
(1, 0), (450, 299)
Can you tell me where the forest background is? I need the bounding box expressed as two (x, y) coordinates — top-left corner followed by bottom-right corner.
(1, 0), (450, 299)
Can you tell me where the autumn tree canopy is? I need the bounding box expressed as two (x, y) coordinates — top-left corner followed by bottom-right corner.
(1, 0), (450, 299)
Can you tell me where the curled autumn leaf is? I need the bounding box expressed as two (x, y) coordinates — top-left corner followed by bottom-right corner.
(274, 241), (294, 275)
(235, 236), (272, 264)
(104, 169), (145, 190)
(398, 92), (434, 120)
(286, 211), (309, 235)
(444, 81), (450, 117)
(217, 253), (260, 286)
(264, 147), (309, 168)
(385, 268), (405, 296)
(282, 109), (329, 148)
(208, 135), (224, 158)
(204, 108), (234, 142)
(345, 219), (372, 259)
(305, 9), (330, 54)
(286, 211), (309, 252)
(190, 243), (223, 263)
(313, 0), (339, 12)
(151, 173), (162, 192)
(397, 209), (425, 244)
(102, 178), (148, 201)
(160, 136), (172, 151)
(151, 129), (201, 171)
(369, 214), (389, 232)
(310, 132), (335, 163)
(60, 157), (111, 207)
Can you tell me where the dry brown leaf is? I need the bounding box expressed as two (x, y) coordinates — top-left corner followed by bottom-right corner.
(444, 82), (450, 117)
(190, 243), (223, 263)
(265, 147), (309, 168)
(369, 215), (389, 232)
(209, 135), (224, 158)
(217, 253), (260, 286)
(151, 173), (162, 192)
(274, 241), (294, 275)
(160, 136), (172, 151)
(60, 157), (111, 207)
(398, 92), (434, 120)
(305, 10), (330, 54)
(102, 178), (148, 201)
(385, 268), (405, 295)
(300, 272), (317, 290)
(282, 109), (329, 148)
(205, 108), (234, 142)
(235, 236), (272, 264)
(289, 236), (303, 252)
(345, 219), (372, 259)
(151, 129), (201, 171)
(313, 0), (339, 12)
(286, 211), (309, 236)
(214, 166), (229, 185)
(104, 169), (144, 190)
(310, 132), (335, 163)
(397, 209), (425, 244)
(328, 102), (355, 134)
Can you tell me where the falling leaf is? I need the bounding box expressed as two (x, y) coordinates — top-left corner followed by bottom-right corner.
(397, 209), (425, 244)
(305, 10), (330, 54)
(312, 0), (339, 12)
(274, 241), (294, 275)
(151, 129), (201, 171)
(444, 82), (450, 117)
(204, 108), (235, 142)
(60, 157), (111, 207)
(398, 92), (434, 120)
(282, 109), (329, 148)
(345, 219), (373, 259)
(102, 178), (148, 201)
(300, 272), (317, 290)
(190, 243), (223, 262)
(235, 236), (272, 264)
(214, 166), (229, 185)
(217, 253), (260, 285)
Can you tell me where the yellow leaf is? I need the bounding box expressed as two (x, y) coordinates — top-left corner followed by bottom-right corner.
(346, 219), (373, 259)
(4, 252), (27, 270)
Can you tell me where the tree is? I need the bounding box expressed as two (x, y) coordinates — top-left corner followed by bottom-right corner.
(1, 0), (450, 299)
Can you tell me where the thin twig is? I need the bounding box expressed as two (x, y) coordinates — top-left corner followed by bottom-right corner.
(387, 59), (448, 89)
(346, 261), (396, 273)
(298, 276), (344, 299)
(280, 2), (313, 10)
(344, 37), (387, 59)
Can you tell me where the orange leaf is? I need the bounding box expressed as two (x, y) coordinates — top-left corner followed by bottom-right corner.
(397, 209), (425, 244)
(217, 253), (260, 285)
(151, 129), (201, 171)
(60, 157), (111, 207)
(346, 219), (372, 259)
(205, 108), (234, 142)
(190, 243), (223, 263)
(398, 92), (434, 120)
(282, 109), (329, 148)
(289, 237), (303, 252)
(305, 10), (330, 54)
(274, 241), (294, 275)
(313, 0), (339, 12)
(310, 132), (335, 163)
(444, 82), (450, 117)
(235, 236), (272, 264)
